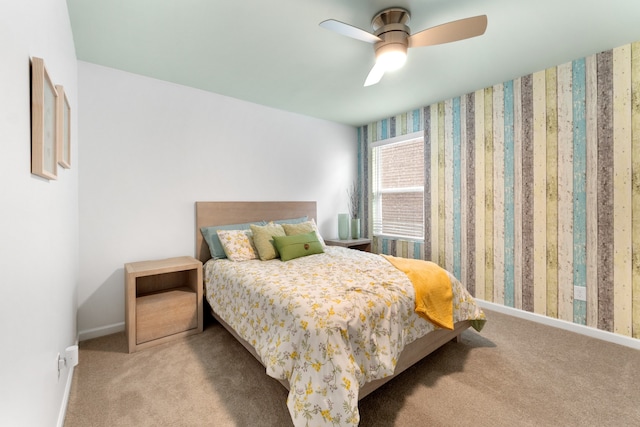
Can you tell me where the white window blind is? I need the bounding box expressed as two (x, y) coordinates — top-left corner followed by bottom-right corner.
(372, 133), (424, 240)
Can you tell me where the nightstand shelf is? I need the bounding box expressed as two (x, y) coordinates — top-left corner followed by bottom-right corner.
(325, 238), (371, 252)
(125, 256), (203, 353)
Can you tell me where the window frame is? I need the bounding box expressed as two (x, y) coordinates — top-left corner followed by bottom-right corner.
(370, 131), (425, 242)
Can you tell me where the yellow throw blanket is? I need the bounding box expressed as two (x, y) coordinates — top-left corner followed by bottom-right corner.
(383, 255), (454, 330)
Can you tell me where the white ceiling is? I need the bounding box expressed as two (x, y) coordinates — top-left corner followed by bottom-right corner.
(67, 0), (640, 127)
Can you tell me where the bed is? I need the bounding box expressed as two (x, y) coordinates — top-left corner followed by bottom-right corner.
(195, 201), (485, 426)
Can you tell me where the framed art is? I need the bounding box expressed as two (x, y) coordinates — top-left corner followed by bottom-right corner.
(31, 57), (58, 180)
(55, 85), (71, 169)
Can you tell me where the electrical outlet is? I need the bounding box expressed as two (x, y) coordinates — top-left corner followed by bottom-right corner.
(57, 353), (64, 379)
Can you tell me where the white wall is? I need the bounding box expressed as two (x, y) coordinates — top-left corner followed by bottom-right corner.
(0, 1), (79, 426)
(77, 62), (357, 337)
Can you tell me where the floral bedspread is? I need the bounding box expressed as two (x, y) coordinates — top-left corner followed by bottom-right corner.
(204, 246), (485, 426)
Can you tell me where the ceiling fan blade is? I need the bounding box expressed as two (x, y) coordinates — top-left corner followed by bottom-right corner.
(364, 63), (385, 87)
(319, 19), (381, 44)
(408, 15), (487, 48)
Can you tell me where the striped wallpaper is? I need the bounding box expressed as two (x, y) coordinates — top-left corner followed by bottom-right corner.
(358, 41), (640, 339)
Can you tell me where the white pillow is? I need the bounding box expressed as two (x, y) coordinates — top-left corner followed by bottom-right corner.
(216, 229), (258, 261)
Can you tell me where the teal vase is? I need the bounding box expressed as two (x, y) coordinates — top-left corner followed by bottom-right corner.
(338, 213), (349, 240)
(351, 218), (360, 239)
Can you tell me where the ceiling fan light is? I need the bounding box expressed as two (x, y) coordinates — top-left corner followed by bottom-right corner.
(376, 48), (407, 71)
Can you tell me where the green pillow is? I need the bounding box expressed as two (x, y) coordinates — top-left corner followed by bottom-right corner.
(281, 219), (326, 247)
(272, 231), (324, 262)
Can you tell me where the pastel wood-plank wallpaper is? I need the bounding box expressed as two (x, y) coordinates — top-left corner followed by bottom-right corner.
(358, 41), (640, 339)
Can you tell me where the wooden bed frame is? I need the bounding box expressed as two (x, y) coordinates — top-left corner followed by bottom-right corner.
(195, 201), (472, 399)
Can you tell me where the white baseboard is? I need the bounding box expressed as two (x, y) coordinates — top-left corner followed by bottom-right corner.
(477, 300), (640, 350)
(57, 337), (79, 427)
(56, 364), (75, 427)
(78, 322), (125, 341)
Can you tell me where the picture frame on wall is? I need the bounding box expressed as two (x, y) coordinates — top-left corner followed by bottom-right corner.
(31, 57), (58, 180)
(55, 84), (71, 169)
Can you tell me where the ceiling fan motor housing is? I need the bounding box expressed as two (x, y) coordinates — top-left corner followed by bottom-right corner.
(372, 8), (411, 68)
(373, 23), (409, 60)
(371, 7), (410, 30)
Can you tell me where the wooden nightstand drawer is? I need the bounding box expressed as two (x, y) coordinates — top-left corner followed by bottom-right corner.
(136, 287), (198, 344)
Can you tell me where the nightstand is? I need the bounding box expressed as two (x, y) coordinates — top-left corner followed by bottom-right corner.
(125, 256), (203, 353)
(325, 238), (372, 252)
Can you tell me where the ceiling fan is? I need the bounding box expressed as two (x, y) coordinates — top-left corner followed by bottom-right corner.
(320, 7), (488, 86)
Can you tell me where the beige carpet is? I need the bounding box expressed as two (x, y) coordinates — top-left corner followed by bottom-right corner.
(64, 310), (640, 426)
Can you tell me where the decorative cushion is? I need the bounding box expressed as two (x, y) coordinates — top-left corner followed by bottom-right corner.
(272, 231), (324, 262)
(216, 230), (258, 262)
(250, 222), (286, 260)
(281, 219), (326, 247)
(201, 221), (265, 259)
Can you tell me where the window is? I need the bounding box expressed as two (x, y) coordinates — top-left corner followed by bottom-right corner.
(371, 132), (424, 240)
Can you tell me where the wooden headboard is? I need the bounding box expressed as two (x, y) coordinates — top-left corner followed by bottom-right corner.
(195, 201), (317, 263)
